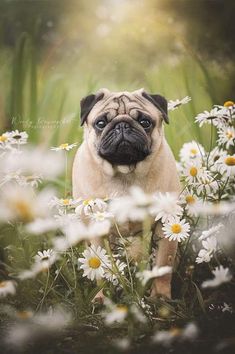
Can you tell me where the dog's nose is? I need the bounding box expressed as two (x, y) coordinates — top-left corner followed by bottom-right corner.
(115, 121), (131, 133)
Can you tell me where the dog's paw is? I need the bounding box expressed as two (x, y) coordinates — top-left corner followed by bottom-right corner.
(149, 278), (171, 300)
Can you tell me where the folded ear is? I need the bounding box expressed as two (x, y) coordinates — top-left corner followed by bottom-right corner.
(80, 92), (104, 126)
(142, 92), (169, 124)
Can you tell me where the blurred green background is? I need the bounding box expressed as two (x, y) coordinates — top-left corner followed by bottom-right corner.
(0, 0), (234, 156)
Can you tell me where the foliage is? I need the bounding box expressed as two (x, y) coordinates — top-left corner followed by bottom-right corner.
(0, 100), (234, 353)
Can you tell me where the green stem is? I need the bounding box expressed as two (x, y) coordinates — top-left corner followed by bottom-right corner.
(103, 238), (130, 294)
(114, 222), (134, 293)
(36, 269), (50, 311)
(70, 246), (77, 290)
(64, 152), (68, 198)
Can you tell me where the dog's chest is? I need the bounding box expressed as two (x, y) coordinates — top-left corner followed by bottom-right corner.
(105, 171), (154, 198)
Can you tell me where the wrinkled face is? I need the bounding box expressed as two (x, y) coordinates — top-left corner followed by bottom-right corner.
(81, 89), (168, 166)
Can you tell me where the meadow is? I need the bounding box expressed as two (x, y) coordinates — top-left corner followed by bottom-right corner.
(0, 28), (235, 354)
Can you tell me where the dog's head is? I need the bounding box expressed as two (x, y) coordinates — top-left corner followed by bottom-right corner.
(80, 88), (168, 166)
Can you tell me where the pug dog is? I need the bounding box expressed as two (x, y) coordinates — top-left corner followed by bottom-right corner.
(72, 88), (181, 299)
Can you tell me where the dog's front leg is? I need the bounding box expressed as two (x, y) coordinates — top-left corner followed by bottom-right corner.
(150, 222), (178, 299)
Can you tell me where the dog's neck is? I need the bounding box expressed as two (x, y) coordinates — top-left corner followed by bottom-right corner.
(85, 136), (166, 186)
(73, 137), (179, 199)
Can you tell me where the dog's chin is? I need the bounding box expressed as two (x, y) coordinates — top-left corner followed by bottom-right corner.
(98, 140), (150, 166)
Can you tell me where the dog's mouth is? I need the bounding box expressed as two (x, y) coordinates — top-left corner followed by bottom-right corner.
(98, 124), (151, 165)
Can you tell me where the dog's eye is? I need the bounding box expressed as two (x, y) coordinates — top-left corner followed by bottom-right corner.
(95, 119), (107, 130)
(139, 118), (152, 129)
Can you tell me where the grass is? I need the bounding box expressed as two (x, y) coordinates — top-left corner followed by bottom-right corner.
(0, 34), (234, 354)
(0, 33), (228, 156)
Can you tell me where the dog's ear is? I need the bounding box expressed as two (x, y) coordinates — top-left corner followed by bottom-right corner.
(80, 92), (104, 126)
(142, 92), (169, 124)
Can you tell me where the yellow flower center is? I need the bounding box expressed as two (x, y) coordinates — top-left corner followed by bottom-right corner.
(0, 281), (7, 288)
(224, 101), (234, 107)
(59, 143), (69, 149)
(62, 199), (70, 205)
(170, 328), (182, 337)
(83, 199), (92, 206)
(189, 167), (198, 177)
(88, 257), (101, 269)
(190, 148), (198, 155)
(26, 176), (36, 182)
(0, 135), (7, 142)
(16, 311), (33, 319)
(185, 195), (195, 204)
(226, 131), (234, 140)
(13, 200), (34, 221)
(117, 305), (128, 313)
(158, 306), (171, 318)
(171, 223), (182, 234)
(225, 156), (235, 166)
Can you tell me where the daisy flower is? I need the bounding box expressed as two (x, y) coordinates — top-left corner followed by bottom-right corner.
(217, 126), (235, 149)
(0, 184), (55, 222)
(179, 141), (205, 163)
(180, 192), (202, 217)
(51, 143), (77, 151)
(34, 249), (55, 267)
(59, 220), (94, 249)
(26, 217), (59, 234)
(196, 173), (219, 196)
(1, 147), (64, 180)
(5, 308), (71, 347)
(216, 153), (235, 177)
(196, 249), (213, 264)
(103, 299), (128, 325)
(153, 323), (198, 345)
(19, 249), (57, 280)
(0, 280), (16, 297)
(53, 218), (111, 252)
(182, 161), (207, 183)
(49, 197), (80, 210)
(215, 103), (235, 122)
(152, 192), (183, 223)
(78, 245), (111, 281)
(168, 96), (191, 111)
(198, 223), (224, 241)
(201, 266), (232, 288)
(104, 259), (127, 285)
(90, 211), (113, 222)
(104, 305), (128, 324)
(0, 132), (9, 143)
(195, 107), (224, 127)
(208, 147), (225, 169)
(162, 217), (190, 242)
(6, 130), (28, 145)
(17, 174), (42, 188)
(196, 237), (217, 264)
(136, 265), (172, 285)
(109, 186), (155, 223)
(75, 198), (107, 216)
(0, 132), (12, 149)
(153, 329), (176, 346)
